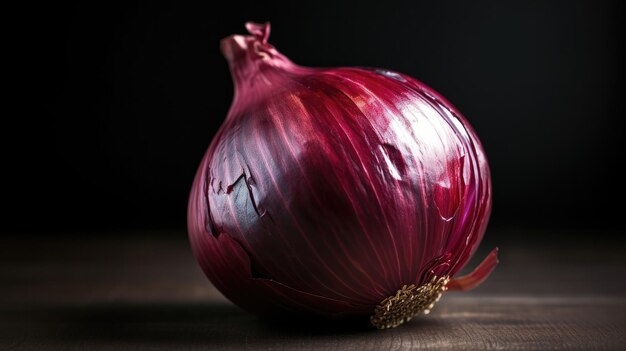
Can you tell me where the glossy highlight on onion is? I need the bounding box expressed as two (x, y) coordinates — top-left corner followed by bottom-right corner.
(188, 22), (498, 329)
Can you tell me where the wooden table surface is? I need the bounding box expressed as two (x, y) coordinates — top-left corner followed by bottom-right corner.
(1, 231), (625, 350)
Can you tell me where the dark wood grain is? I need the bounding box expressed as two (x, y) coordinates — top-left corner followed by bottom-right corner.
(1, 232), (625, 350)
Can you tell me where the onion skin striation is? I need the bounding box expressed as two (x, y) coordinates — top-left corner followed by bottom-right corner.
(188, 22), (498, 328)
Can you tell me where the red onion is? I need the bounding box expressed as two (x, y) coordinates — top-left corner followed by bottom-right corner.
(188, 22), (498, 329)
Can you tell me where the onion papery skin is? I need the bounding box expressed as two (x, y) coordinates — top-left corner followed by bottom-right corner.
(188, 22), (497, 323)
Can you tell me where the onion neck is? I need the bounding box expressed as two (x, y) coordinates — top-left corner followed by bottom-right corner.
(220, 22), (300, 106)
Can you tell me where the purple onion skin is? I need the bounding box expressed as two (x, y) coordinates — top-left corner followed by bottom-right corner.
(188, 23), (497, 319)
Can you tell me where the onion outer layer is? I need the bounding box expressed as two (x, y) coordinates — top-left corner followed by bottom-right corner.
(188, 22), (498, 328)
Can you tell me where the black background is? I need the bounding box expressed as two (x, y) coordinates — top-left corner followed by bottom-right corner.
(8, 1), (624, 237)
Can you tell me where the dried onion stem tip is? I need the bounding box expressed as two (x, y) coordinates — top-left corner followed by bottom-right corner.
(370, 275), (450, 329)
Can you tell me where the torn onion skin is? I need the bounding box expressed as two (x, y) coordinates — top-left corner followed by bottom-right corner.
(188, 22), (498, 326)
